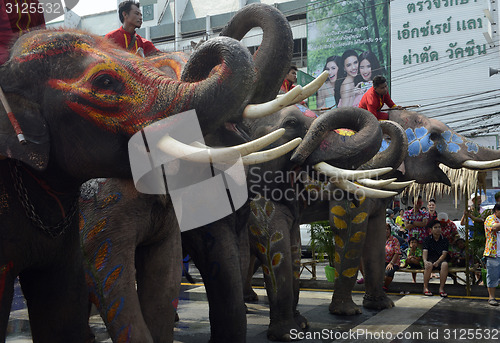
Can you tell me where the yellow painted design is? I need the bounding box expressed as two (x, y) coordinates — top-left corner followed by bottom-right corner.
(350, 231), (366, 243)
(334, 269), (339, 278)
(330, 206), (346, 217)
(293, 271), (300, 279)
(256, 243), (267, 254)
(271, 232), (283, 243)
(345, 249), (361, 259)
(342, 267), (359, 278)
(350, 196), (366, 208)
(333, 216), (347, 229)
(271, 253), (282, 267)
(352, 212), (368, 224)
(334, 235), (344, 248)
(334, 251), (341, 263)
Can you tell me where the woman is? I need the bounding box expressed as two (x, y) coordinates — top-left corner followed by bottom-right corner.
(316, 55), (341, 109)
(384, 223), (401, 292)
(354, 51), (384, 95)
(335, 50), (361, 107)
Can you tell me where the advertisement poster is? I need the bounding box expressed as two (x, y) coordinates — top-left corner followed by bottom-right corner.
(307, 0), (390, 110)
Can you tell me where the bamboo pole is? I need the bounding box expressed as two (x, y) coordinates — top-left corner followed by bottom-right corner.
(464, 196), (471, 296)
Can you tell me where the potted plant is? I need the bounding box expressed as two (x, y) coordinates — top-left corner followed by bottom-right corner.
(309, 220), (336, 282)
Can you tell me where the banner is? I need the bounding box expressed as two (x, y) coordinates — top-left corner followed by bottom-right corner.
(307, 0), (390, 110)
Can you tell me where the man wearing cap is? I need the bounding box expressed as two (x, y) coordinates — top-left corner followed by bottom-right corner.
(483, 203), (500, 306)
(437, 212), (459, 245)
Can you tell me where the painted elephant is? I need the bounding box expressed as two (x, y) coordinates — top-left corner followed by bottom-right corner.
(0, 28), (260, 342)
(241, 106), (400, 341)
(328, 109), (500, 316)
(78, 4), (303, 343)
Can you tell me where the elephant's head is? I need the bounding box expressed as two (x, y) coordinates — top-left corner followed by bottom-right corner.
(245, 105), (385, 195)
(389, 110), (500, 185)
(0, 29), (258, 180)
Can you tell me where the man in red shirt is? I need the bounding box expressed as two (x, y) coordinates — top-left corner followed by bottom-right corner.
(0, 0), (46, 64)
(280, 65), (297, 93)
(358, 75), (402, 120)
(105, 0), (160, 57)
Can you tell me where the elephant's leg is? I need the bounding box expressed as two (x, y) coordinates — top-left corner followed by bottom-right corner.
(289, 221), (308, 331)
(243, 254), (259, 302)
(20, 236), (89, 343)
(329, 200), (366, 316)
(135, 224), (181, 343)
(362, 211), (394, 310)
(183, 216), (247, 343)
(0, 261), (15, 342)
(249, 200), (302, 341)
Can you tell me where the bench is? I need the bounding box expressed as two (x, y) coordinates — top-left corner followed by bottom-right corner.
(300, 259), (317, 279)
(398, 267), (474, 285)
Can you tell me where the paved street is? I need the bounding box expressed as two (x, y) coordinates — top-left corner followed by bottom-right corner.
(6, 262), (500, 342)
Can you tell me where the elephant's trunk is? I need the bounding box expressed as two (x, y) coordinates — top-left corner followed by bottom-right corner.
(173, 36), (257, 134)
(220, 3), (293, 104)
(290, 108), (382, 169)
(359, 120), (407, 171)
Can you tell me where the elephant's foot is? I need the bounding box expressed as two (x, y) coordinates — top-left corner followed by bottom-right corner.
(267, 319), (303, 342)
(244, 289), (259, 303)
(329, 296), (362, 316)
(363, 293), (394, 310)
(294, 310), (308, 330)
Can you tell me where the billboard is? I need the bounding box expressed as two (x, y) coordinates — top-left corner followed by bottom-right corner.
(307, 0), (390, 110)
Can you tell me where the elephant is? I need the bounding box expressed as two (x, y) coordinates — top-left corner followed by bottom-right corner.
(0, 27), (262, 342)
(238, 105), (402, 341)
(326, 109), (500, 316)
(78, 4), (307, 343)
(242, 118), (404, 340)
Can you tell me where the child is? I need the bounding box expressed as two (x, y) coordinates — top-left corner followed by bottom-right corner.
(401, 237), (423, 283)
(449, 238), (466, 267)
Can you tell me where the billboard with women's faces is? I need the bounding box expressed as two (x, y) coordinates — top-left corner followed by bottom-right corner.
(307, 0), (390, 110)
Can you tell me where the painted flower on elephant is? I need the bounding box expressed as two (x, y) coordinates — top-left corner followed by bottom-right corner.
(440, 130), (463, 153)
(406, 127), (434, 157)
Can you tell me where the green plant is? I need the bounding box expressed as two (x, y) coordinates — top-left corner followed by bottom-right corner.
(309, 220), (335, 267)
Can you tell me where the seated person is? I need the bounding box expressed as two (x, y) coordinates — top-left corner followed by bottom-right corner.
(401, 237), (423, 283)
(422, 219), (449, 297)
(384, 223), (401, 291)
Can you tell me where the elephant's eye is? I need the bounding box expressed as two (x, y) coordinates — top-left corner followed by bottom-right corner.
(92, 74), (123, 92)
(283, 119), (298, 129)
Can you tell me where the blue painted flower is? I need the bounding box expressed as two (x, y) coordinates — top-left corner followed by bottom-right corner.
(379, 138), (390, 152)
(466, 141), (479, 153)
(406, 127), (434, 157)
(441, 130), (463, 153)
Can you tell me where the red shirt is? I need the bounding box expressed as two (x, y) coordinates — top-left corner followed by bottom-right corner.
(358, 86), (396, 120)
(280, 79), (295, 93)
(105, 27), (160, 57)
(0, 0), (46, 64)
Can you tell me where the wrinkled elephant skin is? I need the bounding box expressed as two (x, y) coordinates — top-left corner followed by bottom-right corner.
(0, 29), (255, 342)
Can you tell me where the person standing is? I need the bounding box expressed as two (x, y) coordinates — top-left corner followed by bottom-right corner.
(403, 196), (430, 246)
(483, 203), (500, 306)
(105, 0), (160, 57)
(358, 75), (403, 120)
(422, 220), (449, 297)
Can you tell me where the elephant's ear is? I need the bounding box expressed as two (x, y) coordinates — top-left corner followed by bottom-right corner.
(0, 92), (50, 170)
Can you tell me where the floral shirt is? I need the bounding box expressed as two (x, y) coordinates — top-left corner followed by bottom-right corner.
(440, 220), (459, 244)
(406, 247), (423, 267)
(484, 214), (500, 257)
(403, 208), (430, 244)
(385, 236), (401, 265)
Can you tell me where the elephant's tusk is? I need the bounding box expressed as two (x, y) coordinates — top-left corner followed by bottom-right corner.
(295, 71), (329, 103)
(243, 86), (303, 119)
(313, 162), (392, 181)
(333, 179), (398, 199)
(381, 180), (415, 190)
(462, 159), (500, 170)
(241, 138), (302, 165)
(157, 128), (287, 163)
(356, 178), (397, 188)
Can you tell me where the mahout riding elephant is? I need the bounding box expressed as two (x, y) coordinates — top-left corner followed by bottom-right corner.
(0, 27), (261, 342)
(326, 109), (500, 316)
(242, 118), (404, 341)
(79, 4), (309, 343)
